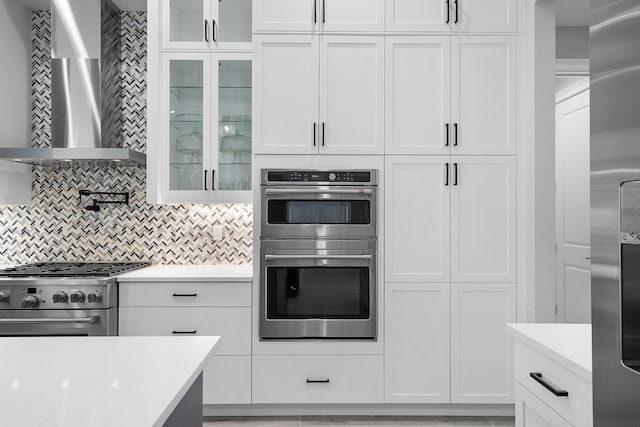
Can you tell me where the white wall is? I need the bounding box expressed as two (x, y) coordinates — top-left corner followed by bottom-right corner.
(0, 0), (32, 204)
(556, 26), (588, 59)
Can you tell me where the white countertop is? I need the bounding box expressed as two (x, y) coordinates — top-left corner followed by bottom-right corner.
(507, 323), (592, 382)
(0, 336), (220, 427)
(117, 264), (253, 282)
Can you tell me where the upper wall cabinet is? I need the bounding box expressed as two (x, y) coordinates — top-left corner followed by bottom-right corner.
(386, 0), (518, 32)
(162, 0), (252, 50)
(254, 35), (384, 155)
(254, 0), (385, 32)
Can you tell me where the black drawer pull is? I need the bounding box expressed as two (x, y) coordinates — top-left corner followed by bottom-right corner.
(306, 378), (330, 383)
(172, 293), (197, 297)
(172, 330), (197, 334)
(530, 372), (569, 397)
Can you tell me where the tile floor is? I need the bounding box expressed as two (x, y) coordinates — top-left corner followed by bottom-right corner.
(203, 416), (515, 427)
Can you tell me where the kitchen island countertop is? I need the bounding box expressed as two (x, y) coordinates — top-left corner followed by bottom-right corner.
(0, 336), (220, 427)
(117, 264), (253, 282)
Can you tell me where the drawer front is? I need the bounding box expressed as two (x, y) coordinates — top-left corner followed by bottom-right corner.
(119, 282), (251, 307)
(515, 382), (573, 427)
(119, 307), (251, 355)
(514, 341), (592, 426)
(204, 356), (251, 405)
(252, 355), (383, 404)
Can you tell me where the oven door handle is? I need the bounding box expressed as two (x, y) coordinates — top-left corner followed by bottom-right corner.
(0, 317), (98, 324)
(264, 188), (373, 195)
(264, 254), (372, 261)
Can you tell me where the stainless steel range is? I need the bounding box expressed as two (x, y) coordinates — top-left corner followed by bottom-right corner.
(0, 262), (149, 336)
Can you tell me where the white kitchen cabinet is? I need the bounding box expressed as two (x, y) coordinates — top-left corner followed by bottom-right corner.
(252, 355), (383, 403)
(385, 157), (450, 282)
(385, 37), (451, 155)
(384, 283), (450, 403)
(386, 36), (516, 156)
(515, 384), (573, 427)
(386, 0), (518, 33)
(451, 36), (517, 155)
(161, 0), (252, 50)
(161, 52), (253, 203)
(451, 283), (516, 404)
(385, 156), (515, 283)
(119, 280), (252, 405)
(451, 156), (516, 282)
(254, 0), (384, 33)
(254, 35), (384, 155)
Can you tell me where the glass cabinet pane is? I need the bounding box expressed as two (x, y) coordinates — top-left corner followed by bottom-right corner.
(219, 0), (252, 43)
(218, 60), (252, 191)
(169, 0), (205, 43)
(169, 59), (205, 191)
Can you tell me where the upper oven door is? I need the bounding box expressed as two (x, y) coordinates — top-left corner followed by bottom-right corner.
(261, 185), (377, 239)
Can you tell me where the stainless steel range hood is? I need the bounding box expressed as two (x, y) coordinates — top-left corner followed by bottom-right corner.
(0, 0), (145, 166)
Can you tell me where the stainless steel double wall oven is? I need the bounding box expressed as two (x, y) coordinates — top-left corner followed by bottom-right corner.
(260, 169), (378, 340)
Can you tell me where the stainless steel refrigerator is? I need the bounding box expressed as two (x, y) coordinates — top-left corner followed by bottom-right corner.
(591, 0), (640, 424)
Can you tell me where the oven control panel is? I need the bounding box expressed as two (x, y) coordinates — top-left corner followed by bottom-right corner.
(265, 170), (373, 184)
(0, 284), (112, 309)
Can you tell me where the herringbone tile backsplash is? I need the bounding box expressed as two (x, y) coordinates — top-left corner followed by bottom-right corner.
(0, 11), (253, 266)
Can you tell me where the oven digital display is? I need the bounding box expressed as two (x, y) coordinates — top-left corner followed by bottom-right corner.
(267, 171), (371, 183)
(27, 288), (37, 294)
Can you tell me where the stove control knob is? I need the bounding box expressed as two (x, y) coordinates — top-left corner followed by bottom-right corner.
(328, 172), (337, 181)
(0, 291), (9, 303)
(87, 291), (102, 304)
(69, 290), (85, 303)
(21, 295), (39, 308)
(52, 291), (68, 304)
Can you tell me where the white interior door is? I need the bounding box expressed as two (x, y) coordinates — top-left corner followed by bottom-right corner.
(385, 36), (451, 155)
(555, 84), (591, 323)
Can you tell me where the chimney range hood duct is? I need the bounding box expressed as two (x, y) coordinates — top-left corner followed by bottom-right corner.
(0, 0), (146, 166)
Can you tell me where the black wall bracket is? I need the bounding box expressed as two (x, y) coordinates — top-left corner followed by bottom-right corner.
(79, 190), (130, 212)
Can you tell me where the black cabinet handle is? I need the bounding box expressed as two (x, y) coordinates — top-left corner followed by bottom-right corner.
(446, 0), (450, 23)
(172, 330), (197, 334)
(445, 123), (450, 147)
(212, 169), (216, 190)
(453, 163), (458, 186)
(530, 372), (569, 397)
(454, 0), (459, 23)
(172, 293), (197, 297)
(322, 122), (325, 146)
(212, 19), (217, 42)
(453, 123), (458, 146)
(204, 170), (208, 190)
(204, 20), (209, 42)
(445, 163), (449, 186)
(322, 0), (326, 23)
(313, 122), (317, 146)
(313, 0), (317, 23)
(306, 378), (330, 383)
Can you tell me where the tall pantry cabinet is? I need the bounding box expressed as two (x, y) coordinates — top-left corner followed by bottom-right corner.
(383, 2), (520, 405)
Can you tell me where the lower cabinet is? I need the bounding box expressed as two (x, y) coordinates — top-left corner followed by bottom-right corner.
(385, 282), (516, 404)
(252, 355), (384, 404)
(118, 281), (252, 405)
(515, 383), (572, 427)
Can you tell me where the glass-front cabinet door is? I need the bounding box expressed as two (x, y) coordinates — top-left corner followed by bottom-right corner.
(162, 0), (253, 50)
(163, 52), (252, 203)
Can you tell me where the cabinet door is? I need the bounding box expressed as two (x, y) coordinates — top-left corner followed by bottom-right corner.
(515, 383), (574, 427)
(451, 156), (516, 283)
(162, 53), (212, 200)
(386, 37), (451, 155)
(451, 36), (516, 155)
(162, 0), (211, 49)
(385, 157), (450, 282)
(321, 0), (385, 32)
(204, 356), (252, 404)
(254, 35), (320, 154)
(386, 0), (451, 31)
(451, 283), (516, 404)
(254, 0), (318, 32)
(451, 0), (518, 33)
(319, 36), (384, 154)
(385, 283), (450, 403)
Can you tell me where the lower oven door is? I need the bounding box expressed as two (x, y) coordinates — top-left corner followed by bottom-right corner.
(0, 309), (116, 336)
(260, 239), (377, 340)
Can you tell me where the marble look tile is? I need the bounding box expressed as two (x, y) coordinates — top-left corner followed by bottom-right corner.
(487, 417), (515, 427)
(203, 416), (301, 426)
(300, 416), (493, 426)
